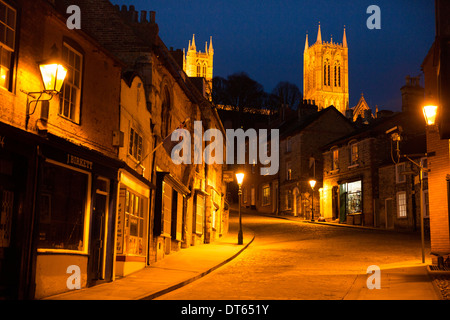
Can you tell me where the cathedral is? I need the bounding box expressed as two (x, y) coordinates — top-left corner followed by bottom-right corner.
(303, 24), (349, 115)
(183, 34), (214, 100)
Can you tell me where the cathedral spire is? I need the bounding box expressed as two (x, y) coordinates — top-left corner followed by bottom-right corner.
(343, 26), (348, 48)
(209, 36), (214, 54)
(304, 33), (309, 51)
(316, 22), (322, 44)
(190, 34), (196, 51)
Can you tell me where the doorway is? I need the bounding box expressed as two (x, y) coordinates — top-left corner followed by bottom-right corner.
(88, 177), (109, 286)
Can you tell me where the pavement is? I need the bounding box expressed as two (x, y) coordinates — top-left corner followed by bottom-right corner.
(44, 208), (448, 300)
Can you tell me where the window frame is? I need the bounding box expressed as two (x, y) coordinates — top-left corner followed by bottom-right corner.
(59, 42), (83, 123)
(262, 184), (271, 206)
(0, 0), (17, 92)
(129, 127), (143, 162)
(396, 163), (406, 184)
(396, 191), (407, 218)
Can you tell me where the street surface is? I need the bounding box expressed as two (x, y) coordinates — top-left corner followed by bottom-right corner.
(156, 212), (431, 300)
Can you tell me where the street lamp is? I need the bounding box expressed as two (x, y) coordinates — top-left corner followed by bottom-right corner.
(423, 105), (438, 126)
(236, 172), (245, 245)
(22, 45), (68, 129)
(309, 179), (316, 222)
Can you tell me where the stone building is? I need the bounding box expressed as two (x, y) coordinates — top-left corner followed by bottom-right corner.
(322, 77), (427, 228)
(303, 24), (349, 114)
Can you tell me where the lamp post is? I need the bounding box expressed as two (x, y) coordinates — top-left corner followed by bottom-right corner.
(309, 179), (316, 222)
(236, 172), (245, 245)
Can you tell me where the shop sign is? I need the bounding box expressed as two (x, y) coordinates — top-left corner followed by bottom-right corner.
(67, 154), (93, 170)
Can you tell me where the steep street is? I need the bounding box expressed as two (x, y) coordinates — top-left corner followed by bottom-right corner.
(156, 211), (432, 300)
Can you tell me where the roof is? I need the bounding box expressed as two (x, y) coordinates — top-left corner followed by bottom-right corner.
(279, 106), (355, 139)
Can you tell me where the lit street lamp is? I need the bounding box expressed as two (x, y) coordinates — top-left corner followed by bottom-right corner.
(22, 46), (68, 129)
(309, 179), (316, 222)
(423, 104), (438, 126)
(236, 172), (245, 245)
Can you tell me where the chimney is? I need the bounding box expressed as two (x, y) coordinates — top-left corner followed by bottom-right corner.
(401, 75), (424, 115)
(149, 11), (156, 23)
(345, 109), (354, 120)
(140, 11), (147, 23)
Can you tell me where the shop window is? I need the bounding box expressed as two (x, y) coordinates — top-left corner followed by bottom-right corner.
(346, 181), (362, 214)
(60, 42), (83, 123)
(397, 191), (407, 218)
(129, 127), (143, 162)
(124, 189), (145, 255)
(262, 185), (270, 206)
(171, 191), (183, 241)
(38, 161), (89, 252)
(161, 181), (172, 237)
(0, 0), (16, 91)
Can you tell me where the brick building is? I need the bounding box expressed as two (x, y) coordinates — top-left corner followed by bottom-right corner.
(421, 0), (450, 264)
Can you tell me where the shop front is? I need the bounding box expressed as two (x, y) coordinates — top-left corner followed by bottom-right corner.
(115, 168), (151, 277)
(33, 135), (121, 299)
(339, 180), (363, 224)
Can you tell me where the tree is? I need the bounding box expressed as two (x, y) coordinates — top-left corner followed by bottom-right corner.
(271, 81), (302, 110)
(212, 72), (266, 127)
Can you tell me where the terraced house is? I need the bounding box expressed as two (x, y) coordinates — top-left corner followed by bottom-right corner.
(0, 0), (228, 299)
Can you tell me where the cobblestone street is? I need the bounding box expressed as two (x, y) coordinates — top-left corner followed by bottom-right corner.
(156, 212), (436, 300)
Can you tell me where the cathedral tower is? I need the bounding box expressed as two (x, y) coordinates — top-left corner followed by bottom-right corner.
(303, 24), (349, 114)
(184, 34), (214, 100)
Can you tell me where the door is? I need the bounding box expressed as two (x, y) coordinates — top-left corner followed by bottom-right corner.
(385, 198), (394, 229)
(332, 186), (339, 220)
(339, 184), (347, 223)
(89, 178), (109, 285)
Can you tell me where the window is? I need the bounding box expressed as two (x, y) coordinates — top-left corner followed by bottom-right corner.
(0, 1), (16, 90)
(262, 185), (270, 206)
(243, 187), (248, 204)
(332, 149), (339, 170)
(38, 160), (90, 252)
(350, 143), (359, 165)
(423, 190), (429, 218)
(286, 161), (292, 180)
(60, 43), (83, 122)
(397, 192), (407, 218)
(421, 158), (428, 179)
(196, 63), (201, 77)
(346, 181), (362, 214)
(125, 189), (145, 255)
(396, 163), (406, 183)
(202, 63), (207, 77)
(286, 137), (292, 152)
(129, 127), (143, 162)
(194, 193), (204, 234)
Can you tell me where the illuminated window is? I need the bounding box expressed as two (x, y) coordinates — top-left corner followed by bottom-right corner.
(350, 143), (359, 165)
(124, 189), (146, 255)
(262, 185), (270, 206)
(286, 161), (292, 180)
(129, 127), (143, 162)
(38, 161), (89, 252)
(0, 1), (16, 91)
(60, 43), (83, 123)
(332, 149), (339, 170)
(397, 191), (407, 218)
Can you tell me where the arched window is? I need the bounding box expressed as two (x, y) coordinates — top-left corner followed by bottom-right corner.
(196, 63), (201, 77)
(334, 61), (341, 87)
(202, 63), (207, 77)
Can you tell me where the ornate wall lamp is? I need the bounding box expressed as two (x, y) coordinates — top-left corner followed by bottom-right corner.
(21, 45), (67, 129)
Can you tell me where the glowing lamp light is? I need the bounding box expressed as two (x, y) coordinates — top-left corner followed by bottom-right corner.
(236, 172), (245, 186)
(39, 63), (67, 93)
(423, 105), (438, 126)
(309, 179), (317, 190)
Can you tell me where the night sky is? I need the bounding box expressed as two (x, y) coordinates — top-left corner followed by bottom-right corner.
(109, 0), (436, 112)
